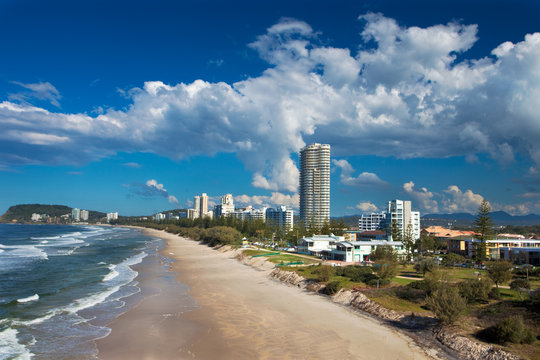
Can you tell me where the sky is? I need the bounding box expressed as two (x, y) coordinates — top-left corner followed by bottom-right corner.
(1, 0), (540, 217)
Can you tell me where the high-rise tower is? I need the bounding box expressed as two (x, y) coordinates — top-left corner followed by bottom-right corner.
(299, 143), (330, 229)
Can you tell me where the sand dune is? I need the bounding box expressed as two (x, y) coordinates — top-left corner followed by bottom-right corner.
(98, 228), (438, 360)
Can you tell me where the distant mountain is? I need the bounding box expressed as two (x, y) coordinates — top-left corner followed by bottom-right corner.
(0, 204), (106, 223)
(422, 211), (540, 226)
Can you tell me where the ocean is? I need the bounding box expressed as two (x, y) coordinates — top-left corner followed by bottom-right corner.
(0, 224), (174, 359)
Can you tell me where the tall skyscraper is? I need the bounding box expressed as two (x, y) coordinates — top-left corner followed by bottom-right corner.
(299, 143), (331, 229)
(200, 193), (208, 218)
(193, 195), (200, 216)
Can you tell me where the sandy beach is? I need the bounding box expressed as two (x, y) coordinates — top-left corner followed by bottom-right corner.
(98, 228), (438, 360)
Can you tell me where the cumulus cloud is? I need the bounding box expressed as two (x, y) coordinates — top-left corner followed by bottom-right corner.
(355, 201), (378, 213)
(403, 181), (439, 213)
(127, 179), (179, 205)
(1, 14), (540, 200)
(234, 192), (299, 210)
(442, 185), (485, 213)
(332, 159), (387, 187)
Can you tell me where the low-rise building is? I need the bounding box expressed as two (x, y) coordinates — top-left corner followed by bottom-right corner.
(448, 237), (540, 260)
(297, 234), (344, 257)
(332, 240), (405, 262)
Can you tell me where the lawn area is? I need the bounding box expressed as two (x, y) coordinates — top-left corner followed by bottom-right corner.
(241, 249), (320, 265)
(392, 277), (418, 285)
(366, 289), (430, 313)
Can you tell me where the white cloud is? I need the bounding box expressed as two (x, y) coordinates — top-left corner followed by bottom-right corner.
(332, 159), (387, 187)
(441, 185), (485, 214)
(355, 201), (378, 213)
(127, 179), (179, 205)
(403, 181), (439, 213)
(1, 14), (540, 201)
(234, 192), (299, 210)
(10, 81), (62, 107)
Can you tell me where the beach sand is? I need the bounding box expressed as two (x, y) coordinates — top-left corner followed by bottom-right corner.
(98, 228), (437, 360)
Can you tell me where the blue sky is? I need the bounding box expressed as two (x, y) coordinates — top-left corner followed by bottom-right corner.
(1, 0), (540, 217)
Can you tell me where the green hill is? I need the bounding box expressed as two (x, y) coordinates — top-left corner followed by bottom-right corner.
(0, 204), (106, 223)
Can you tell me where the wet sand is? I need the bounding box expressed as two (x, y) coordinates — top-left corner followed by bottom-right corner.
(98, 228), (437, 360)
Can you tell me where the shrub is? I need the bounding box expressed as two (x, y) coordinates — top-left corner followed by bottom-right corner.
(488, 287), (501, 300)
(414, 257), (437, 275)
(442, 253), (465, 267)
(336, 266), (374, 283)
(366, 277), (390, 287)
(426, 286), (466, 325)
(510, 278), (531, 300)
(486, 260), (513, 288)
(409, 270), (442, 295)
(372, 260), (398, 280)
(316, 265), (335, 282)
(459, 279), (492, 304)
(478, 316), (536, 344)
(324, 281), (342, 295)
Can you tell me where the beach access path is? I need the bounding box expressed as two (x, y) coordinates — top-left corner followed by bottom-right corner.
(98, 228), (440, 360)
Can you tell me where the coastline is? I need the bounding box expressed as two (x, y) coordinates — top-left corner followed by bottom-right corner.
(98, 228), (438, 360)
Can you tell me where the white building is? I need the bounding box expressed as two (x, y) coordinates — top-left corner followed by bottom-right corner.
(385, 200), (420, 241)
(72, 208), (80, 222)
(31, 213), (42, 222)
(299, 143), (330, 229)
(107, 212), (119, 222)
(232, 206), (266, 222)
(359, 212), (386, 231)
(265, 206), (294, 231)
(153, 213), (165, 221)
(214, 193), (235, 218)
(80, 210), (89, 221)
(297, 234), (344, 257)
(200, 193), (208, 218)
(332, 240), (405, 262)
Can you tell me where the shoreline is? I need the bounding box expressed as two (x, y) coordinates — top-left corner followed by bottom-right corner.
(98, 227), (439, 360)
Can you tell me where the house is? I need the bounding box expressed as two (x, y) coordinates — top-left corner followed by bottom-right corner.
(297, 234), (344, 258)
(332, 240), (405, 262)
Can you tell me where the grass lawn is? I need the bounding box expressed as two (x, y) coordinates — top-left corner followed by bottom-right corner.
(366, 289), (429, 313)
(242, 249), (320, 265)
(392, 277), (418, 285)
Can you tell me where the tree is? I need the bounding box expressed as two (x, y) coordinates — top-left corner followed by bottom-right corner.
(417, 233), (436, 254)
(442, 253), (466, 267)
(414, 257), (437, 276)
(390, 219), (402, 242)
(370, 245), (398, 262)
(474, 200), (494, 261)
(486, 260), (513, 288)
(509, 278), (530, 300)
(402, 223), (415, 261)
(316, 265), (335, 282)
(373, 259), (398, 280)
(426, 286), (466, 325)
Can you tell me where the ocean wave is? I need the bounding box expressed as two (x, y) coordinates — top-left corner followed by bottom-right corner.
(17, 294), (39, 303)
(12, 251), (147, 328)
(0, 328), (34, 360)
(0, 244), (48, 260)
(30, 235), (60, 240)
(103, 265), (119, 282)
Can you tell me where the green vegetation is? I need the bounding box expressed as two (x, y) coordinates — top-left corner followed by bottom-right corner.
(474, 200), (494, 261)
(426, 286), (466, 325)
(0, 204), (106, 223)
(478, 316), (536, 345)
(486, 260), (513, 288)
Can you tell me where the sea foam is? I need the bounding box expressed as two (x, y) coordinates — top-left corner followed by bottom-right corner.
(17, 294), (39, 303)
